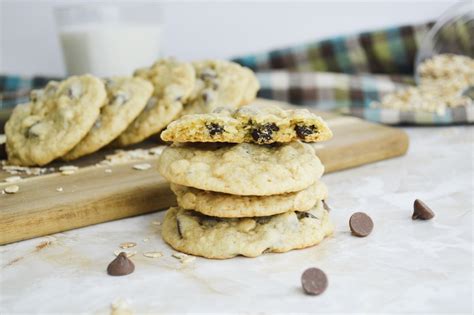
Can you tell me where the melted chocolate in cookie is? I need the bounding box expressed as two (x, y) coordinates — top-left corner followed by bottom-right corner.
(251, 123), (279, 144)
(295, 124), (317, 139)
(205, 122), (225, 136)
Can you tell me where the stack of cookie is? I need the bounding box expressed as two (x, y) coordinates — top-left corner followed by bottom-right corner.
(5, 58), (259, 166)
(158, 103), (334, 259)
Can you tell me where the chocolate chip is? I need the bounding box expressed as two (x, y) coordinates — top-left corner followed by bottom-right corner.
(349, 212), (373, 237)
(177, 219), (183, 238)
(202, 89), (215, 103)
(301, 267), (328, 296)
(112, 91), (129, 105)
(103, 78), (115, 88)
(67, 82), (82, 99)
(322, 200), (331, 212)
(295, 124), (317, 139)
(296, 211), (318, 220)
(412, 199), (435, 220)
(251, 123), (279, 144)
(107, 252), (135, 276)
(205, 122), (224, 136)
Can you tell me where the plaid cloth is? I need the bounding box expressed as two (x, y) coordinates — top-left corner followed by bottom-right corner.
(233, 22), (473, 125)
(1, 22), (473, 125)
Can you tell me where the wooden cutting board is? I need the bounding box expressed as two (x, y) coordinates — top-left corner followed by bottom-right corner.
(0, 99), (409, 245)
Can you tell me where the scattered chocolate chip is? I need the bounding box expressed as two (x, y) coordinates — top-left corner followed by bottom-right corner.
(205, 122), (224, 136)
(295, 124), (317, 139)
(322, 200), (331, 212)
(301, 267), (328, 296)
(412, 199), (435, 220)
(251, 123), (279, 144)
(296, 211), (318, 220)
(107, 252), (135, 276)
(349, 212), (373, 237)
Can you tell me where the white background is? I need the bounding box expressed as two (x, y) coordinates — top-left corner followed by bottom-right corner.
(0, 0), (456, 76)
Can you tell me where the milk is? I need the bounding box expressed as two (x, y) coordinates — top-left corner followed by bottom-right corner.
(59, 24), (162, 77)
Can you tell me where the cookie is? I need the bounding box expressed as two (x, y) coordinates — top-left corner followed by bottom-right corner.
(5, 75), (107, 166)
(158, 141), (324, 196)
(161, 200), (333, 259)
(171, 181), (328, 218)
(114, 59), (195, 146)
(161, 102), (332, 144)
(63, 77), (153, 160)
(180, 60), (259, 116)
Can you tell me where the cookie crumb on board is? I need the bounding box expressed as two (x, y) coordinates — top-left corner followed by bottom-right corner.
(98, 146), (165, 166)
(4, 176), (21, 183)
(4, 185), (19, 194)
(56, 187), (63, 192)
(2, 164), (54, 176)
(132, 163), (151, 171)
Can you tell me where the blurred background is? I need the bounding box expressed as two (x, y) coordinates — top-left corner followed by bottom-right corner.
(0, 0), (456, 76)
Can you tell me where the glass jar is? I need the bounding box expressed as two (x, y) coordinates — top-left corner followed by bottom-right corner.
(414, 1), (473, 84)
(54, 3), (163, 77)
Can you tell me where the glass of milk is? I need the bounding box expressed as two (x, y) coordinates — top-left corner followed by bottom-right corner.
(55, 3), (162, 77)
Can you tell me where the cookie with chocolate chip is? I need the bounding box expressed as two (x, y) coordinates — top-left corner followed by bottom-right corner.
(180, 60), (259, 116)
(63, 77), (153, 160)
(114, 58), (195, 146)
(161, 200), (333, 259)
(158, 141), (324, 196)
(161, 101), (332, 144)
(5, 75), (107, 166)
(171, 181), (328, 218)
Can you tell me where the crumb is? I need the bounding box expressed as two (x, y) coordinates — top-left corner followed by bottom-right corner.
(119, 242), (137, 249)
(4, 176), (21, 183)
(113, 250), (136, 258)
(143, 251), (163, 258)
(132, 163), (151, 171)
(4, 185), (19, 194)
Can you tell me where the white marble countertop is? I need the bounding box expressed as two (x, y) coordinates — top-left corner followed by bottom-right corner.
(1, 126), (472, 314)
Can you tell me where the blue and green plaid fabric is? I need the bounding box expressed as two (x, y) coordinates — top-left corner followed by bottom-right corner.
(232, 21), (473, 125)
(1, 22), (473, 125)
